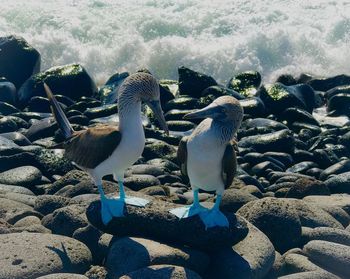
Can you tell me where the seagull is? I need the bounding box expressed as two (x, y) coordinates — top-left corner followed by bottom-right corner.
(44, 73), (169, 225)
(170, 96), (243, 228)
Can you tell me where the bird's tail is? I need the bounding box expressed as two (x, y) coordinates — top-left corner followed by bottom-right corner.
(43, 83), (74, 139)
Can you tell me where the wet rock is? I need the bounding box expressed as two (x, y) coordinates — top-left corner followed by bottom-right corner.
(18, 63), (97, 108)
(84, 104), (118, 119)
(167, 120), (196, 131)
(259, 83), (315, 114)
(201, 85), (244, 102)
(0, 132), (31, 146)
(0, 116), (17, 133)
(0, 166), (42, 187)
(105, 237), (209, 276)
(120, 265), (202, 279)
(147, 158), (179, 172)
(211, 221), (275, 279)
(239, 97), (266, 117)
(86, 198), (248, 251)
(237, 197), (302, 253)
(0, 35), (40, 89)
(301, 227), (350, 246)
(27, 96), (52, 113)
(308, 74), (350, 91)
(227, 71), (261, 97)
(143, 139), (177, 161)
(319, 159), (350, 180)
(24, 118), (57, 141)
(327, 93), (350, 116)
(0, 101), (19, 115)
(34, 195), (70, 215)
(242, 118), (288, 132)
(178, 66), (217, 98)
(281, 108), (319, 126)
(238, 129), (295, 154)
(0, 232), (92, 278)
(0, 78), (16, 106)
(304, 240), (350, 278)
(165, 96), (200, 111)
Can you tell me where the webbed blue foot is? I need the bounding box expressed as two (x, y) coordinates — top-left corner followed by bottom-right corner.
(199, 208), (229, 229)
(100, 196), (125, 224)
(125, 196), (149, 207)
(170, 203), (207, 219)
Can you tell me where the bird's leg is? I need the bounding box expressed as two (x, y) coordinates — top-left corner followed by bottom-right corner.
(96, 183), (114, 225)
(199, 194), (229, 229)
(170, 189), (207, 219)
(118, 176), (149, 207)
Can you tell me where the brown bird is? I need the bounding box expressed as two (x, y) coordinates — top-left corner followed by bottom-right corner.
(44, 73), (169, 225)
(170, 96), (243, 228)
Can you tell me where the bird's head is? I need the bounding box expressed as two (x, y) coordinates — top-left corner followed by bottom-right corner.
(184, 96), (243, 131)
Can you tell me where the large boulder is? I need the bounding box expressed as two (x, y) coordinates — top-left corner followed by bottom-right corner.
(0, 35), (40, 90)
(0, 232), (92, 279)
(17, 63), (97, 108)
(86, 198), (248, 251)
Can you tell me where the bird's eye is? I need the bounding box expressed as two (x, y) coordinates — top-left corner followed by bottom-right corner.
(221, 107), (227, 113)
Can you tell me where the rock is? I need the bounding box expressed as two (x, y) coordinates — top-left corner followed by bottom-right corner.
(18, 63), (97, 108)
(0, 79), (17, 106)
(0, 35), (40, 89)
(140, 186), (168, 196)
(167, 120), (196, 131)
(237, 197), (302, 253)
(0, 192), (37, 206)
(0, 166), (42, 187)
(304, 194), (350, 215)
(37, 274), (88, 279)
(278, 270), (339, 279)
(308, 74), (350, 91)
(240, 97), (267, 117)
(304, 240), (350, 278)
(120, 265), (202, 279)
(123, 175), (161, 191)
(211, 221), (275, 279)
(301, 227), (350, 246)
(84, 104), (118, 119)
(220, 189), (258, 212)
(284, 252), (324, 274)
(319, 160), (350, 180)
(0, 184), (34, 195)
(259, 83), (315, 114)
(86, 199), (248, 251)
(281, 108), (319, 126)
(47, 170), (90, 194)
(27, 96), (52, 113)
(242, 118), (289, 132)
(238, 129), (295, 154)
(324, 172), (350, 194)
(285, 178), (330, 198)
(200, 85), (244, 102)
(0, 101), (19, 115)
(13, 215), (41, 227)
(44, 205), (88, 236)
(165, 96), (200, 111)
(0, 117), (17, 133)
(34, 195), (70, 215)
(84, 265), (108, 279)
(128, 164), (165, 177)
(328, 93), (350, 116)
(227, 71), (261, 97)
(0, 232), (92, 278)
(58, 179), (96, 198)
(178, 66), (217, 98)
(0, 132), (31, 146)
(143, 139), (177, 161)
(105, 237), (209, 276)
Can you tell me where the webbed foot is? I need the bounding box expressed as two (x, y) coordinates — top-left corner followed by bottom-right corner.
(170, 203), (208, 219)
(199, 208), (229, 229)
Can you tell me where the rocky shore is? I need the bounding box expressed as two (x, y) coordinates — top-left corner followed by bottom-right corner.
(1, 35), (350, 279)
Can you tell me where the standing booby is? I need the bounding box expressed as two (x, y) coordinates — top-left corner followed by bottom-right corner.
(170, 96), (243, 228)
(44, 73), (169, 225)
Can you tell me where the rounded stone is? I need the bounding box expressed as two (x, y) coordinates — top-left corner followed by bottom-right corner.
(37, 274), (88, 279)
(0, 166), (42, 187)
(0, 232), (92, 279)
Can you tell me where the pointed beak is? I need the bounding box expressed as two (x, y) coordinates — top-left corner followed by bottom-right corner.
(147, 100), (169, 135)
(183, 104), (222, 120)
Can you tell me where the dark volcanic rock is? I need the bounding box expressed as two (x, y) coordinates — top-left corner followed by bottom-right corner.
(227, 71), (261, 97)
(327, 93), (350, 116)
(123, 175), (161, 191)
(319, 159), (350, 180)
(86, 199), (248, 251)
(238, 129), (295, 154)
(239, 97), (266, 117)
(0, 35), (40, 89)
(324, 172), (350, 194)
(0, 79), (17, 106)
(0, 117), (17, 133)
(105, 237), (209, 277)
(34, 195), (70, 215)
(165, 96), (200, 111)
(308, 74), (350, 91)
(237, 197), (302, 253)
(178, 66), (217, 98)
(220, 189), (258, 212)
(18, 63), (97, 108)
(0, 232), (92, 279)
(285, 178), (330, 198)
(0, 101), (19, 115)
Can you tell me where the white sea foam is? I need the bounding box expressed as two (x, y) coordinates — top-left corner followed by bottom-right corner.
(0, 0), (349, 84)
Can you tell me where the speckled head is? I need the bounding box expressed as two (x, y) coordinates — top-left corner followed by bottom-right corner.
(184, 95), (244, 131)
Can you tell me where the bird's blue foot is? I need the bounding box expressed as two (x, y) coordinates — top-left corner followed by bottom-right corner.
(125, 196), (149, 207)
(100, 196), (125, 225)
(170, 203), (208, 219)
(199, 208), (229, 229)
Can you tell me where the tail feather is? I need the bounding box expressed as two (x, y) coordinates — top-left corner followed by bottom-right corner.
(43, 83), (74, 139)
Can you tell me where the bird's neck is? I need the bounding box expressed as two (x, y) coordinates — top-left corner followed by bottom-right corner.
(118, 92), (142, 132)
(212, 120), (235, 144)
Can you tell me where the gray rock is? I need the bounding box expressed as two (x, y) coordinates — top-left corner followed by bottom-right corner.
(128, 164), (165, 177)
(237, 197), (302, 253)
(86, 199), (248, 251)
(106, 237), (209, 276)
(320, 160), (350, 180)
(285, 178), (330, 199)
(120, 264), (202, 279)
(303, 194), (350, 215)
(0, 192), (36, 206)
(0, 197), (41, 224)
(304, 240), (350, 278)
(37, 274), (88, 279)
(284, 253), (325, 274)
(0, 166), (42, 187)
(123, 175), (161, 191)
(278, 271), (340, 279)
(13, 215), (41, 227)
(324, 172), (350, 194)
(220, 189), (258, 212)
(0, 232), (92, 279)
(34, 195), (71, 215)
(301, 227), (350, 246)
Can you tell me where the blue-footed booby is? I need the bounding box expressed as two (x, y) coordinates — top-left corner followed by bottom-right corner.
(170, 96), (243, 228)
(44, 73), (169, 225)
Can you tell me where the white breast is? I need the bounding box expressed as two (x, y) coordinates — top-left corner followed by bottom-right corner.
(186, 119), (226, 194)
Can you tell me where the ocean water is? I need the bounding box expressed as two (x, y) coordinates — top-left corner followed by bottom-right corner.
(0, 0), (349, 84)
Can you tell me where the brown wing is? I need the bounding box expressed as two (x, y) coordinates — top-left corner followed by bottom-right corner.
(64, 125), (122, 169)
(177, 136), (188, 176)
(222, 142), (237, 189)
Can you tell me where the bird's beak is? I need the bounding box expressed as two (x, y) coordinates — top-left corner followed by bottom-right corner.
(183, 104), (222, 119)
(147, 100), (169, 135)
